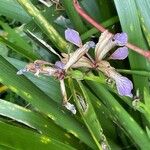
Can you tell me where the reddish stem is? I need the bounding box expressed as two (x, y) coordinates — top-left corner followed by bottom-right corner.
(73, 0), (150, 59)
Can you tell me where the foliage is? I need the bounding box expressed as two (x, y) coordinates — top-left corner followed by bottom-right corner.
(0, 0), (150, 149)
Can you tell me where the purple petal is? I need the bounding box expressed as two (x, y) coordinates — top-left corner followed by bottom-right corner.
(65, 28), (82, 47)
(113, 33), (128, 46)
(55, 61), (65, 69)
(115, 76), (133, 97)
(109, 47), (128, 60)
(87, 41), (95, 49)
(16, 68), (28, 75)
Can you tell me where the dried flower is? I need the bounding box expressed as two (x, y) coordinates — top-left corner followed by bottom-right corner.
(98, 61), (133, 97)
(64, 28), (95, 71)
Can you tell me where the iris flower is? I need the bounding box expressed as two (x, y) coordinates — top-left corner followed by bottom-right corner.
(63, 29), (133, 97)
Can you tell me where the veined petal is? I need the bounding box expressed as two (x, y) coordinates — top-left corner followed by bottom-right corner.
(61, 53), (93, 68)
(54, 61), (65, 69)
(115, 75), (133, 97)
(64, 41), (94, 71)
(109, 47), (128, 60)
(97, 61), (133, 97)
(113, 33), (128, 46)
(95, 31), (114, 61)
(65, 28), (82, 47)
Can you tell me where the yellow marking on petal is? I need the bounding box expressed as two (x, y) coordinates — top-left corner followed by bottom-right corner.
(40, 136), (51, 144)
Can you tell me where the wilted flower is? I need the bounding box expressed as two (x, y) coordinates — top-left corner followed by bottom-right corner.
(63, 29), (132, 97)
(63, 28), (95, 70)
(64, 102), (76, 114)
(17, 60), (77, 114)
(98, 61), (133, 98)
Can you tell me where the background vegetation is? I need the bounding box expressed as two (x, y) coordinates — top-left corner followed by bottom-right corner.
(0, 0), (150, 149)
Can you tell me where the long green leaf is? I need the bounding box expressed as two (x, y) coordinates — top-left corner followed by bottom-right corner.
(69, 79), (103, 150)
(17, 0), (71, 53)
(0, 0), (31, 23)
(0, 99), (81, 148)
(135, 0), (150, 47)
(113, 0), (150, 96)
(0, 121), (75, 150)
(0, 20), (40, 60)
(87, 81), (150, 150)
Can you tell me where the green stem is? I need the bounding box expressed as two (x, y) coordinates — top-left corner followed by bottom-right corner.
(17, 0), (71, 53)
(117, 69), (150, 77)
(81, 16), (119, 40)
(62, 0), (87, 33)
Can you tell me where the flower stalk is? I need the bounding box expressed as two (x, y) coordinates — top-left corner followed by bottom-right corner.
(73, 0), (150, 59)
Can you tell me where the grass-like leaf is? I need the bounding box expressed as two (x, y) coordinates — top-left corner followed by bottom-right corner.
(0, 121), (75, 150)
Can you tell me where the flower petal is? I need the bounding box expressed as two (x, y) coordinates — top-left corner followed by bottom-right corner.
(54, 61), (65, 69)
(64, 102), (76, 114)
(115, 76), (133, 97)
(65, 28), (82, 47)
(113, 33), (128, 46)
(17, 68), (28, 75)
(63, 41), (92, 71)
(109, 47), (128, 60)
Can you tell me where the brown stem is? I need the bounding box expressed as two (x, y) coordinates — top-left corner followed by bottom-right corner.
(73, 0), (150, 59)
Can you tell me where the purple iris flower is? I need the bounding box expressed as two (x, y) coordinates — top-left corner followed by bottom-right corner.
(113, 33), (128, 46)
(109, 47), (128, 60)
(65, 28), (82, 47)
(114, 75), (133, 97)
(55, 61), (65, 69)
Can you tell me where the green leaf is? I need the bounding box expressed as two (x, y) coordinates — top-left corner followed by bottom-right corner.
(0, 121), (76, 150)
(17, 0), (71, 53)
(69, 79), (107, 150)
(0, 36), (39, 60)
(0, 20), (40, 60)
(113, 0), (150, 96)
(0, 99), (81, 148)
(87, 81), (150, 150)
(0, 0), (31, 23)
(135, 0), (150, 47)
(0, 144), (15, 150)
